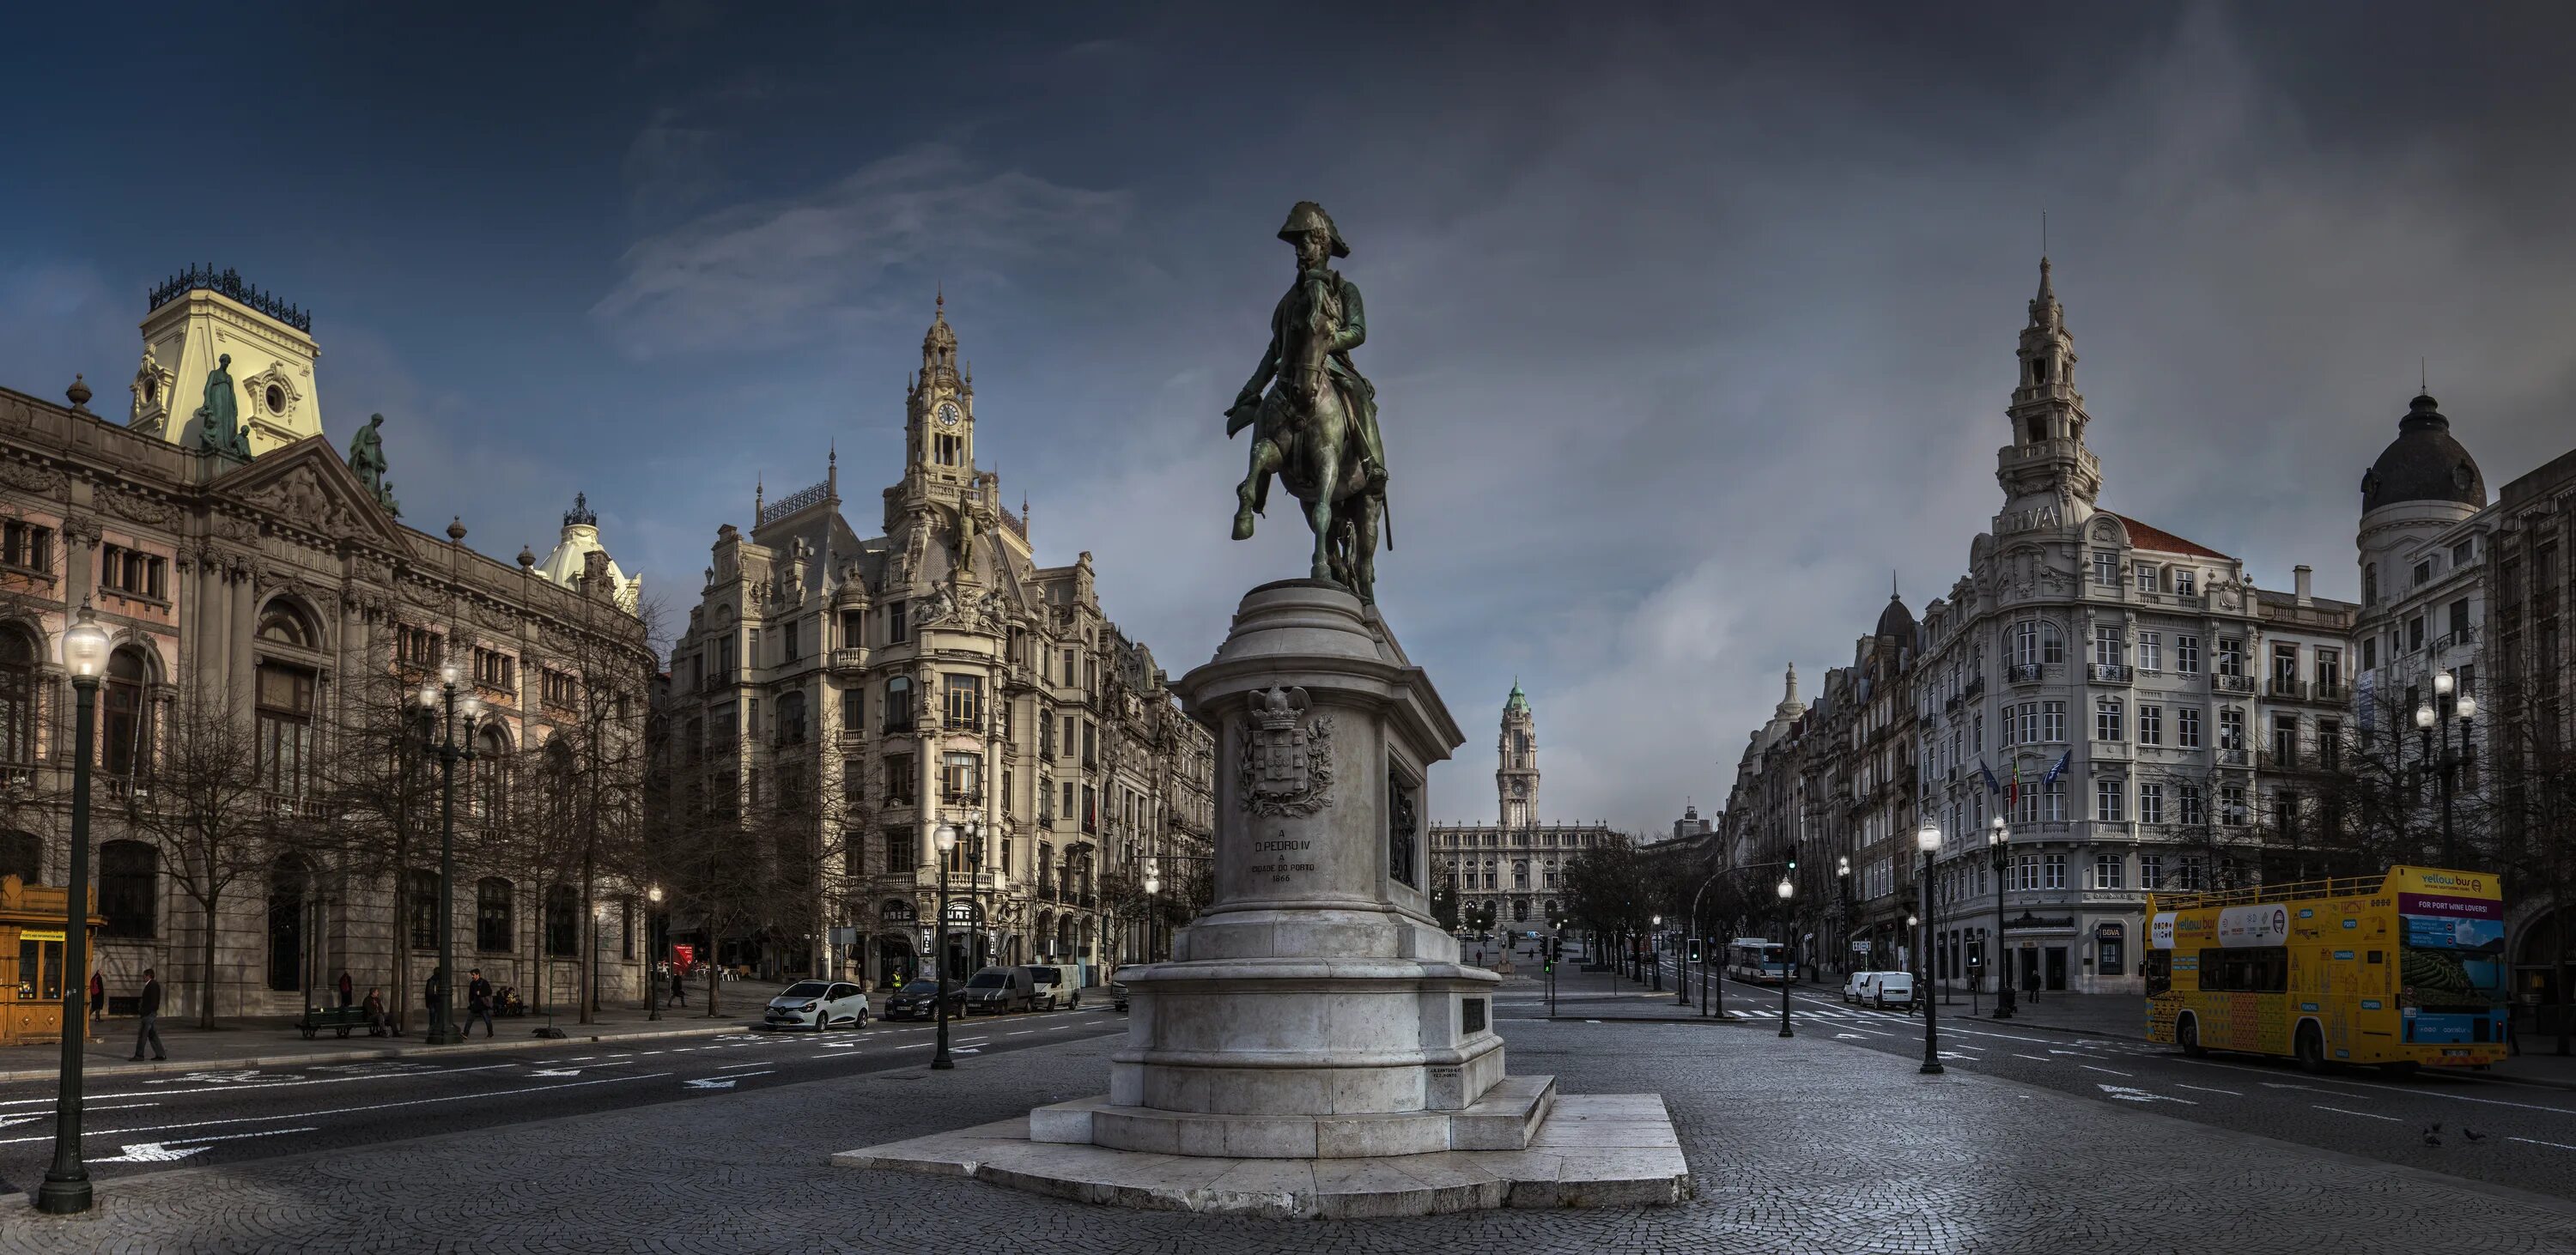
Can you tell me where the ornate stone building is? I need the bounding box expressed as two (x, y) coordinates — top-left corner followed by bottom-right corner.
(660, 300), (1213, 987)
(0, 268), (654, 1021)
(1428, 685), (1617, 932)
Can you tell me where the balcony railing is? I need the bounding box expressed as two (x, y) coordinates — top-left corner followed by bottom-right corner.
(1964, 676), (1985, 701)
(2007, 664), (2044, 685)
(2090, 663), (2132, 683)
(2215, 748), (2250, 767)
(2313, 682), (2352, 705)
(828, 647), (866, 670)
(2213, 674), (2254, 694)
(2267, 678), (2306, 700)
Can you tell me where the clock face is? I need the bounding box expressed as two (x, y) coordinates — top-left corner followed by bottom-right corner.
(936, 401), (963, 428)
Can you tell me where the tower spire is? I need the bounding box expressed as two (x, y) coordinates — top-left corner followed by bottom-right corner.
(1996, 252), (2099, 524)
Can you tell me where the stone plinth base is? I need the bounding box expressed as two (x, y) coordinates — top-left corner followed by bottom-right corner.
(834, 1093), (1689, 1219)
(1035, 1073), (1556, 1159)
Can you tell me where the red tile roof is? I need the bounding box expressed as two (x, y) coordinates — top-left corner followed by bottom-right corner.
(2104, 512), (2232, 561)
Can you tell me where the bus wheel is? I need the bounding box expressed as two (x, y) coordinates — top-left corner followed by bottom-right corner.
(2296, 1024), (2329, 1074)
(2178, 1016), (2207, 1058)
(2380, 1061), (2421, 1079)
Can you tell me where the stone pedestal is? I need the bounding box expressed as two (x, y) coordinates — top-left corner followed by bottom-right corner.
(1084, 579), (1507, 1153)
(837, 579), (1687, 1216)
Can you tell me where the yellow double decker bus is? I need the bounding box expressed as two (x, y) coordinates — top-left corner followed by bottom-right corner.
(2143, 866), (2509, 1074)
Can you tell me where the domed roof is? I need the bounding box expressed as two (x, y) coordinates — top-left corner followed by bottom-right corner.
(1874, 591), (1916, 643)
(2361, 393), (2484, 512)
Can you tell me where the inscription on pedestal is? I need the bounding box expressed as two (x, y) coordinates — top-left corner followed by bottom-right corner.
(1249, 831), (1319, 884)
(1462, 998), (1486, 1034)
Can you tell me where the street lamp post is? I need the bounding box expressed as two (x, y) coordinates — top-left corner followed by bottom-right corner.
(1989, 816), (2015, 1020)
(2415, 670), (2476, 868)
(1835, 855), (1851, 979)
(418, 663), (481, 1046)
(1144, 858), (1162, 966)
(1773, 876), (1795, 1037)
(646, 886), (663, 1021)
(1916, 820), (1945, 1075)
(1649, 914), (1663, 991)
(933, 822), (958, 1070)
(1682, 871), (1719, 1008)
(38, 603), (110, 1215)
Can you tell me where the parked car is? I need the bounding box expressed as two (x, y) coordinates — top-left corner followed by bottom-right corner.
(1109, 980), (1129, 1012)
(1841, 971), (1882, 1004)
(1869, 972), (1917, 1011)
(1026, 965), (1081, 1011)
(763, 980), (870, 1032)
(882, 979), (964, 1022)
(960, 966), (1037, 1016)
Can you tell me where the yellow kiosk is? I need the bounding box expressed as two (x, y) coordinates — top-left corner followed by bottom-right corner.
(0, 875), (106, 1046)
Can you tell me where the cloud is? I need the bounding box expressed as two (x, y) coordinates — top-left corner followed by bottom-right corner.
(591, 143), (1133, 358)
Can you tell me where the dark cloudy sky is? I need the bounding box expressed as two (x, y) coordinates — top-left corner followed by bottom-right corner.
(3, 3), (2570, 832)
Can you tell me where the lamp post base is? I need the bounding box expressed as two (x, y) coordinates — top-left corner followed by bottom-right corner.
(1919, 1061), (1946, 1075)
(35, 1174), (93, 1215)
(932, 1056), (955, 1071)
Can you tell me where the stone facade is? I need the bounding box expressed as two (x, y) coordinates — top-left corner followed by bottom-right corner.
(659, 300), (1214, 987)
(1427, 687), (1617, 931)
(0, 273), (653, 1022)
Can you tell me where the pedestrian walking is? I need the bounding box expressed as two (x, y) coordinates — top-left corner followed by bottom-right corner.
(87, 969), (105, 1039)
(670, 966), (688, 1007)
(2021, 967), (2041, 1003)
(130, 968), (167, 1061)
(337, 968), (355, 1009)
(465, 969), (495, 1038)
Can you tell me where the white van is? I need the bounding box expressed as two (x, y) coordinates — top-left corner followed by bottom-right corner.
(1868, 971), (1917, 1010)
(1841, 971), (1882, 1003)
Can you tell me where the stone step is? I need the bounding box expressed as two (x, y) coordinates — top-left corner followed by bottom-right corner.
(1030, 1073), (1558, 1159)
(1449, 1073), (1555, 1150)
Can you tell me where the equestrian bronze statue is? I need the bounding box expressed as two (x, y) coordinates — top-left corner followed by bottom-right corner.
(1226, 201), (1391, 602)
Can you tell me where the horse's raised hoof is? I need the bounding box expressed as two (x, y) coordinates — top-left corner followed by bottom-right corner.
(1232, 508), (1257, 541)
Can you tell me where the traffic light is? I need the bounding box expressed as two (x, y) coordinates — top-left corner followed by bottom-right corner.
(1688, 939), (1703, 965)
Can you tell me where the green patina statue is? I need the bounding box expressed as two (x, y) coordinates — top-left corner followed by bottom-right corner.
(348, 413), (400, 515)
(1227, 201), (1390, 600)
(196, 353), (251, 458)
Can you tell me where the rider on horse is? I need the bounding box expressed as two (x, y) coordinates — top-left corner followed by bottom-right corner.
(1227, 202), (1387, 544)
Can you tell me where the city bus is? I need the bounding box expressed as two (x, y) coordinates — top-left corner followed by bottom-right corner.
(1723, 937), (1790, 985)
(2144, 866), (2508, 1074)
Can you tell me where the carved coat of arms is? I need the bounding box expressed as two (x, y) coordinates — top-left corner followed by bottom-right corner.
(1239, 684), (1334, 816)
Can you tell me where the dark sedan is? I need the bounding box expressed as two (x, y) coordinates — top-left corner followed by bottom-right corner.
(881, 979), (964, 1021)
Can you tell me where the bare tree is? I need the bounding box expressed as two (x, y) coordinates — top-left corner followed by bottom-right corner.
(309, 655), (445, 1034)
(122, 687), (293, 1028)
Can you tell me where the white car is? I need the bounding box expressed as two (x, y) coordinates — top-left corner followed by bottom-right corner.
(763, 980), (870, 1031)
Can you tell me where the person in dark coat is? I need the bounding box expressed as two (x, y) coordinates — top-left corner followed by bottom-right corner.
(669, 966), (688, 1007)
(130, 968), (167, 1061)
(2022, 966), (2042, 1003)
(337, 969), (355, 1009)
(363, 986), (388, 1037)
(87, 970), (105, 1038)
(465, 969), (495, 1037)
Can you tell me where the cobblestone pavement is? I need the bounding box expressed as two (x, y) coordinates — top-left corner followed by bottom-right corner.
(8, 1001), (2576, 1252)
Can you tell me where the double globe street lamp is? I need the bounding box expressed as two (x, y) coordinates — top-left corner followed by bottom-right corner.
(2415, 670), (2476, 867)
(930, 818), (983, 1071)
(418, 661), (483, 1046)
(1916, 820), (1945, 1075)
(38, 603), (111, 1216)
(1774, 874), (1794, 1038)
(1989, 816), (2015, 1020)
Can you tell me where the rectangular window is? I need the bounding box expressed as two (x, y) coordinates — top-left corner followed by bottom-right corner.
(2219, 707), (2245, 749)
(2447, 598), (2470, 639)
(2176, 569), (2196, 596)
(884, 826), (916, 872)
(2318, 720), (2342, 770)
(2138, 782), (2165, 824)
(840, 609), (865, 649)
(2043, 779), (2065, 822)
(2451, 538), (2475, 567)
(2093, 551), (2118, 586)
(2137, 704), (2162, 746)
(98, 543), (168, 600)
(841, 758), (864, 808)
(2316, 648), (2341, 690)
(887, 602), (909, 646)
(2179, 784), (2205, 828)
(2136, 632), (2161, 673)
(2136, 565), (2157, 592)
(2042, 701), (2066, 743)
(841, 687), (862, 732)
(2095, 778), (2123, 822)
(943, 674), (982, 731)
(2361, 637), (2378, 669)
(2215, 639), (2244, 678)
(2094, 698), (2123, 743)
(2178, 706), (2202, 749)
(2413, 559), (2433, 587)
(940, 752), (982, 803)
(2014, 854), (2041, 892)
(2221, 784), (2248, 827)
(2177, 634), (2201, 674)
(783, 620), (801, 662)
(2407, 616), (2425, 652)
(2012, 622), (2038, 668)
(2094, 854), (2125, 889)
(883, 754), (915, 805)
(2140, 854), (2164, 888)
(1061, 780), (1074, 822)
(2044, 853), (2067, 889)
(0, 520), (54, 573)
(2271, 643), (2299, 689)
(2093, 626), (2121, 667)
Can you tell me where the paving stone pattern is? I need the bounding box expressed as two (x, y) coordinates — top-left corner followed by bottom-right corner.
(7, 1019), (2575, 1253)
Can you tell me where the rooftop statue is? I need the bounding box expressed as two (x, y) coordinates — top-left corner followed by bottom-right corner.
(1226, 201), (1391, 601)
(196, 353), (251, 458)
(348, 413), (400, 514)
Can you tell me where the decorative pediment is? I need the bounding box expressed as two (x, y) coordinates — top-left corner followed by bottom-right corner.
(208, 435), (409, 551)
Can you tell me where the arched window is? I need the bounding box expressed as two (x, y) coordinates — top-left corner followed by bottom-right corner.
(257, 603), (317, 650)
(471, 725), (509, 820)
(476, 877), (513, 953)
(104, 646), (152, 777)
(100, 840), (156, 938)
(0, 628), (35, 766)
(266, 854), (310, 991)
(0, 830), (39, 884)
(544, 883), (580, 957)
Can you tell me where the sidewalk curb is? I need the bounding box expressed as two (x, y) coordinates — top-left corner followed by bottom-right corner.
(1546, 1014), (1745, 1025)
(0, 1020), (761, 1084)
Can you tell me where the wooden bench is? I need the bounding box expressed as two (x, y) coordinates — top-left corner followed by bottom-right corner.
(297, 1005), (377, 1040)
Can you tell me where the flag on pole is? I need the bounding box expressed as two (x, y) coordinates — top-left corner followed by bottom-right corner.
(1978, 760), (2001, 795)
(2006, 764), (2020, 815)
(2043, 749), (2071, 785)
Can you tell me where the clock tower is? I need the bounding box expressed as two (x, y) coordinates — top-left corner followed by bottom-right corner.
(1497, 682), (1538, 828)
(906, 293), (975, 486)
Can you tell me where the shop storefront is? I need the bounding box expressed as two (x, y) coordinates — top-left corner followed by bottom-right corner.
(0, 876), (106, 1046)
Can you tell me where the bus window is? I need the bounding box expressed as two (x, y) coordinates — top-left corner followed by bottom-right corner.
(2142, 950), (2171, 997)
